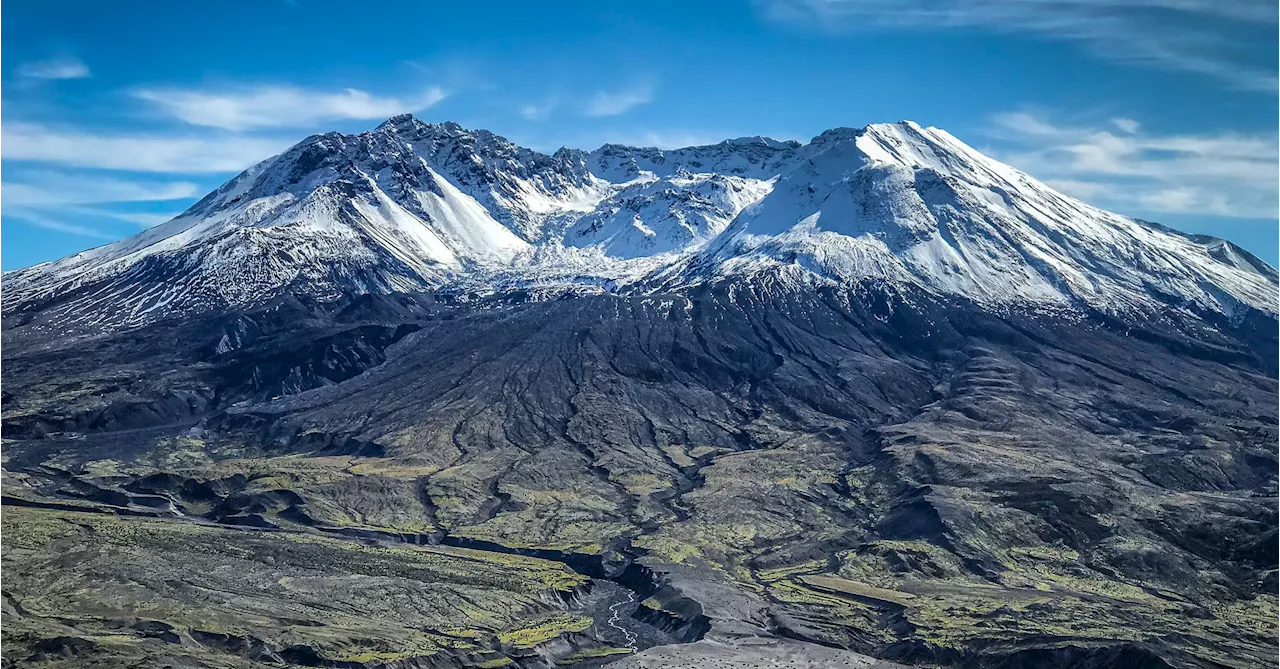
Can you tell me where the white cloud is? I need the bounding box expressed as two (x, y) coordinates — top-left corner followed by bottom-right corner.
(16, 56), (91, 80)
(1041, 178), (1113, 200)
(61, 207), (181, 229)
(758, 0), (1278, 92)
(518, 98), (559, 121)
(108, 211), (181, 228)
(4, 211), (115, 239)
(1, 82), (444, 245)
(133, 85), (449, 131)
(514, 128), (748, 154)
(3, 172), (199, 207)
(522, 81), (656, 120)
(2, 122), (290, 173)
(2, 171), (198, 239)
(594, 130), (739, 149)
(1111, 118), (1141, 134)
(987, 111), (1279, 219)
(990, 111), (1061, 137)
(583, 82), (655, 117)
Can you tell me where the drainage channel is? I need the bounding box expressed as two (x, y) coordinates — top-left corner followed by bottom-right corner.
(6, 476), (714, 667)
(309, 526), (712, 662)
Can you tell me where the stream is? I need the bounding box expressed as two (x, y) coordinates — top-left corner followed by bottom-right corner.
(606, 590), (639, 651)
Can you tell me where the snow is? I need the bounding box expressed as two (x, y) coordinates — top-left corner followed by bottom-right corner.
(4, 115), (1275, 332)
(588, 137), (801, 182)
(694, 122), (1277, 317)
(351, 190), (459, 269)
(409, 168), (530, 262)
(564, 172), (774, 259)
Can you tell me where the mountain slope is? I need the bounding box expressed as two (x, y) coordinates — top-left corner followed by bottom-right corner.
(3, 279), (1275, 669)
(2, 121), (538, 331)
(587, 135), (802, 181)
(564, 170), (774, 258)
(1, 115), (1277, 669)
(3, 117), (1275, 335)
(675, 122), (1277, 318)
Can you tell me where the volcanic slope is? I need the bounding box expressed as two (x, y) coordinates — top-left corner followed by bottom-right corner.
(1, 116), (1276, 669)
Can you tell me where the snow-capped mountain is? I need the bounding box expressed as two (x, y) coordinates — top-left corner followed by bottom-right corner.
(564, 170), (774, 259)
(676, 122), (1277, 317)
(3, 115), (1275, 332)
(3, 119), (535, 329)
(587, 136), (801, 181)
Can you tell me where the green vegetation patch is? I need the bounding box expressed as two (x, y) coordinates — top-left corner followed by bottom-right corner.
(496, 614), (593, 649)
(1, 505), (594, 668)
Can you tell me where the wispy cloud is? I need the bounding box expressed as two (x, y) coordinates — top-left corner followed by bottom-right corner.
(16, 56), (91, 80)
(521, 80), (657, 121)
(986, 111), (1279, 219)
(4, 211), (115, 239)
(2, 122), (291, 173)
(106, 211), (182, 228)
(583, 82), (656, 117)
(1111, 118), (1141, 134)
(133, 85), (449, 131)
(3, 172), (199, 207)
(518, 98), (560, 121)
(2, 171), (198, 238)
(758, 0), (1278, 92)
(514, 128), (759, 154)
(591, 130), (741, 149)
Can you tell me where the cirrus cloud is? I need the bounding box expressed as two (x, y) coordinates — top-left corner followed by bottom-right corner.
(2, 171), (199, 207)
(518, 98), (560, 121)
(758, 0), (1278, 92)
(2, 170), (201, 238)
(986, 111), (1279, 219)
(16, 56), (91, 80)
(133, 84), (449, 131)
(4, 211), (115, 239)
(2, 122), (292, 173)
(583, 82), (656, 117)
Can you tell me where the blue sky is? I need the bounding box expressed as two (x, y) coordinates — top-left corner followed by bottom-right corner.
(3, 0), (1277, 269)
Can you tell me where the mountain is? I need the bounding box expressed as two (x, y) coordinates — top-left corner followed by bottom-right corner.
(564, 170), (774, 258)
(673, 122), (1276, 318)
(586, 135), (802, 181)
(3, 116), (1273, 335)
(2, 117), (1276, 669)
(2, 117), (576, 332)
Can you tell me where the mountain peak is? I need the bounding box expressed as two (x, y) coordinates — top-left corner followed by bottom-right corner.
(805, 121), (958, 169)
(688, 119), (1276, 317)
(371, 116), (487, 147)
(808, 120), (918, 141)
(718, 135), (802, 151)
(376, 112), (419, 130)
